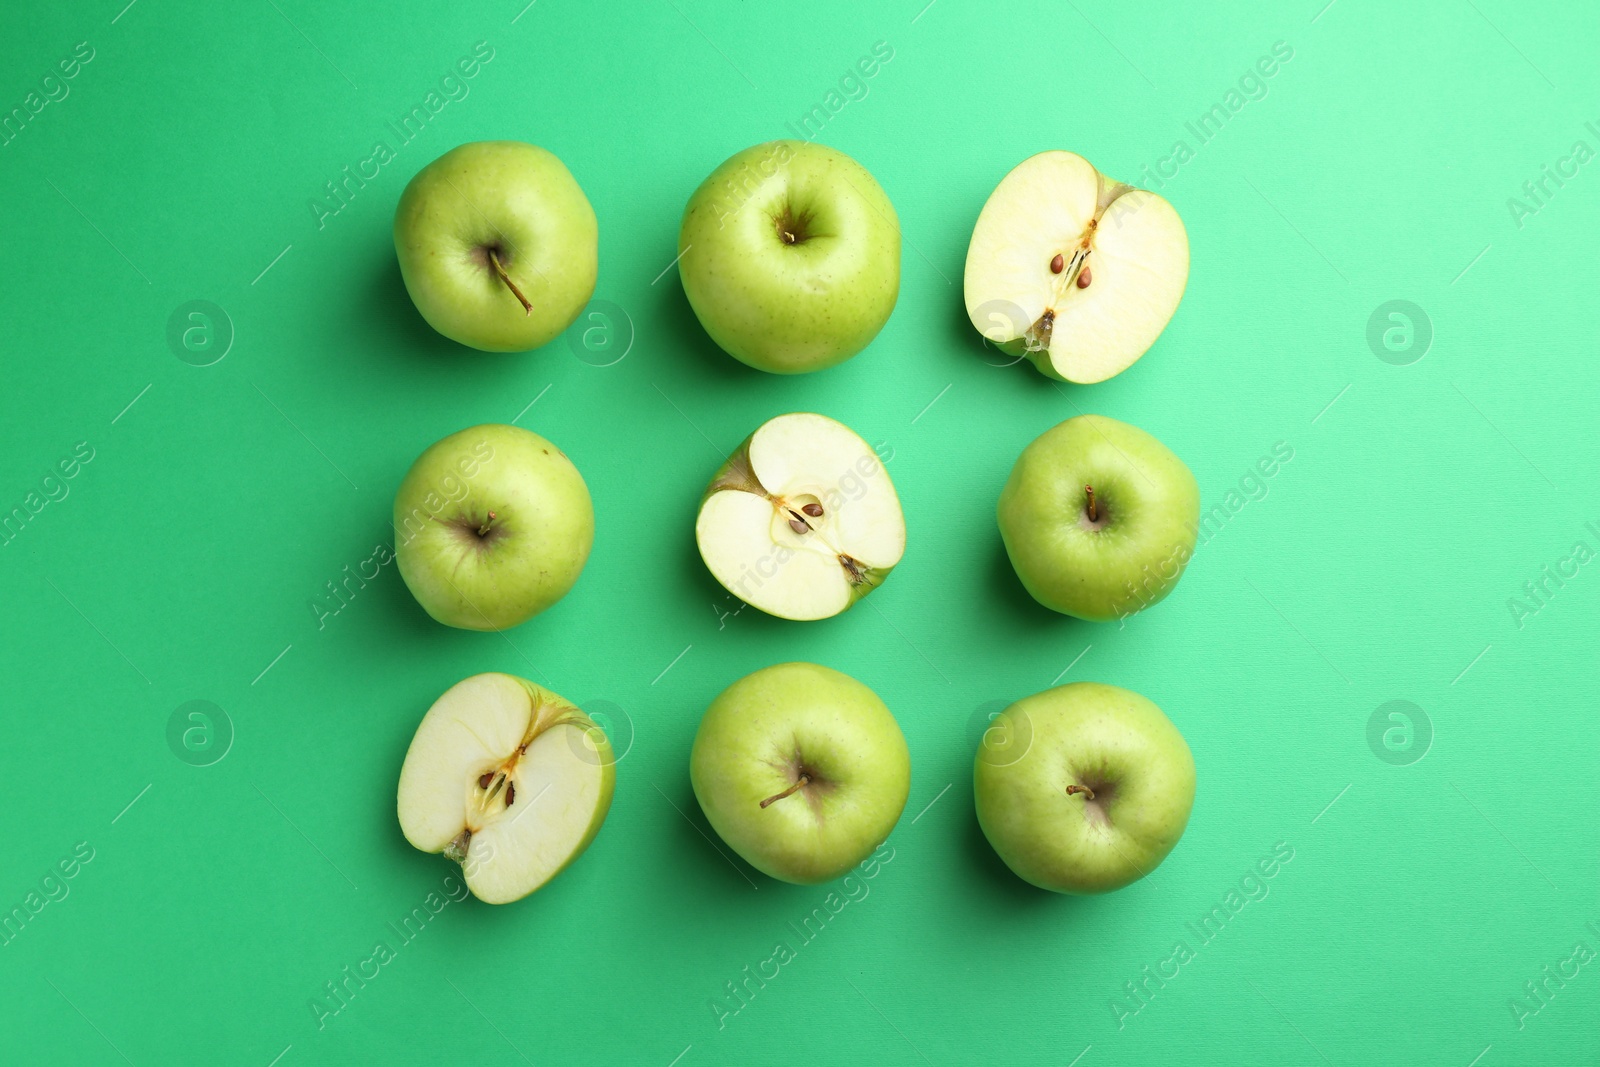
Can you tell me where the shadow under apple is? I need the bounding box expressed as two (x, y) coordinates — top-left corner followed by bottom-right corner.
(650, 773), (773, 899)
(652, 270), (765, 387)
(362, 245), (463, 364)
(961, 785), (1050, 901)
(987, 536), (1071, 627)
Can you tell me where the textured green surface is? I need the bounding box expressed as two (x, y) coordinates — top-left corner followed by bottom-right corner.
(2, 1), (1597, 1064)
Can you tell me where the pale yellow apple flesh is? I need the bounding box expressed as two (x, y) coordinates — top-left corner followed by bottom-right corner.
(397, 673), (614, 904)
(964, 151), (1189, 384)
(695, 413), (905, 621)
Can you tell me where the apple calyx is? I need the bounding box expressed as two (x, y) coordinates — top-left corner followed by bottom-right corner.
(486, 247), (534, 317)
(443, 828), (473, 864)
(760, 772), (813, 809)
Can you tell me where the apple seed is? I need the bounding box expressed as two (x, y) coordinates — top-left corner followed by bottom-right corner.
(477, 772), (494, 789)
(505, 781), (516, 807)
(1050, 253), (1065, 274)
(801, 502), (824, 518)
(1076, 264), (1092, 289)
(788, 516), (809, 535)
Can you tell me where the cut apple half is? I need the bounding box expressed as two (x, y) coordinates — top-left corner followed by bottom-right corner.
(695, 412), (905, 621)
(397, 672), (614, 904)
(964, 151), (1189, 384)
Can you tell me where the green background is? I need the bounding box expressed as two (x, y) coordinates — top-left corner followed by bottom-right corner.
(2, 0), (1596, 1063)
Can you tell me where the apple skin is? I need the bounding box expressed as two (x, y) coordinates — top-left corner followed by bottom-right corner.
(395, 141), (597, 352)
(998, 415), (1199, 621)
(690, 662), (910, 884)
(393, 424), (593, 631)
(677, 140), (900, 374)
(974, 682), (1195, 894)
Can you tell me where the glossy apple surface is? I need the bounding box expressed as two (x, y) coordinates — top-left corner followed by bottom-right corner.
(678, 140), (900, 374)
(690, 662), (909, 883)
(395, 140), (597, 352)
(999, 414), (1199, 621)
(974, 681), (1195, 893)
(393, 423), (592, 630)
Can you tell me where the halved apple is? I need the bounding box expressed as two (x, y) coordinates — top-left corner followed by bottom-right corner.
(397, 673), (614, 904)
(964, 151), (1189, 384)
(695, 412), (905, 621)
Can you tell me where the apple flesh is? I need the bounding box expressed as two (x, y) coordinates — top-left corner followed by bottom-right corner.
(395, 140), (598, 353)
(964, 151), (1188, 383)
(397, 673), (615, 904)
(695, 412), (904, 621)
(974, 682), (1195, 894)
(690, 662), (910, 884)
(998, 414), (1198, 621)
(678, 140), (900, 374)
(393, 423), (593, 631)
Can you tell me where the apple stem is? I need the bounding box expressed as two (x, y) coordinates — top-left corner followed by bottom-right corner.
(487, 249), (534, 316)
(760, 773), (811, 809)
(1065, 783), (1096, 801)
(477, 511), (497, 537)
(1085, 485), (1098, 523)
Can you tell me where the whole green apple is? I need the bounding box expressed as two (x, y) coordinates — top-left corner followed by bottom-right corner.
(974, 682), (1195, 893)
(395, 140), (597, 352)
(690, 662), (910, 883)
(998, 414), (1199, 621)
(393, 423), (593, 630)
(677, 140), (900, 374)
